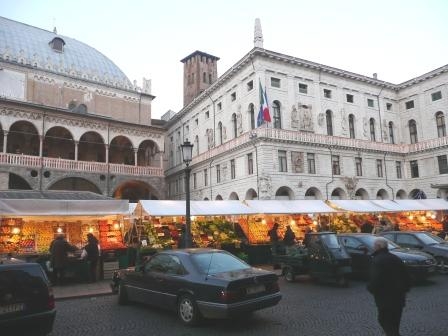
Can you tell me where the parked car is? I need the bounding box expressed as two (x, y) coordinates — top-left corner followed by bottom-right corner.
(112, 248), (282, 326)
(378, 231), (448, 274)
(338, 233), (437, 281)
(272, 232), (352, 286)
(0, 258), (56, 335)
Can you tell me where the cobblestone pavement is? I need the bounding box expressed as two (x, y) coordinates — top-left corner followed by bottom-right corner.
(49, 274), (448, 336)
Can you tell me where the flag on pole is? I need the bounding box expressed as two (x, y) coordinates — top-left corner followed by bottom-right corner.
(257, 81), (271, 127)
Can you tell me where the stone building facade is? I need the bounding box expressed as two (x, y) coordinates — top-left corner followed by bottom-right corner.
(165, 21), (448, 202)
(0, 16), (165, 201)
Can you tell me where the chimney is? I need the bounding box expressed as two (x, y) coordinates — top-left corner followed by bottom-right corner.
(373, 73), (378, 79)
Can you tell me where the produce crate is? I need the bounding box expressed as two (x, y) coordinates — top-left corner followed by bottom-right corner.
(102, 261), (119, 280)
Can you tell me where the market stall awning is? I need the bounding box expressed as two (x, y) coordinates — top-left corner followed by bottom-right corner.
(244, 200), (337, 214)
(285, 200), (339, 213)
(415, 199), (448, 210)
(392, 200), (433, 211)
(327, 200), (388, 213)
(136, 200), (186, 217)
(191, 201), (256, 216)
(0, 199), (129, 216)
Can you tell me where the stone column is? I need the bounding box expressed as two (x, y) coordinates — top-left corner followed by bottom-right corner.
(74, 141), (79, 161)
(134, 148), (138, 166)
(105, 145), (109, 163)
(39, 135), (44, 157)
(3, 131), (8, 153)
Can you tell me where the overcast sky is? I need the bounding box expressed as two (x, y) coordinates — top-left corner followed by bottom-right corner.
(1, 0), (448, 119)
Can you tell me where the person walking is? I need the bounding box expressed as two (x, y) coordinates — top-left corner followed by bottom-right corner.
(367, 237), (411, 336)
(268, 223), (280, 255)
(84, 233), (100, 282)
(49, 234), (78, 285)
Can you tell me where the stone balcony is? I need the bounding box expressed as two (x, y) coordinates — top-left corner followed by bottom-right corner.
(0, 153), (164, 177)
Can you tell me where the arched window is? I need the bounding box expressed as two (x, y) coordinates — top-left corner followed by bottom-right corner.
(248, 104), (255, 130)
(231, 113), (237, 138)
(369, 118), (376, 141)
(273, 101), (281, 129)
(194, 135), (199, 156)
(388, 121), (395, 144)
(209, 74), (212, 84)
(348, 114), (355, 139)
(203, 72), (207, 83)
(218, 122), (223, 145)
(326, 110), (333, 136)
(436, 112), (446, 137)
(409, 119), (418, 144)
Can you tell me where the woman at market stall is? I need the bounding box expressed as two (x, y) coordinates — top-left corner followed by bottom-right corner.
(49, 234), (78, 286)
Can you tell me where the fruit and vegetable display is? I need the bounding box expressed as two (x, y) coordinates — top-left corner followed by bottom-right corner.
(191, 218), (242, 248)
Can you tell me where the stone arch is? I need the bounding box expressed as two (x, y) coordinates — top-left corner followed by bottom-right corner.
(409, 189), (427, 199)
(331, 188), (347, 200)
(48, 177), (101, 194)
(203, 197), (209, 200)
(376, 189), (389, 200)
(396, 189), (407, 200)
(44, 126), (75, 159)
(7, 120), (40, 155)
(245, 188), (258, 200)
(136, 140), (160, 167)
(110, 136), (134, 165)
(275, 186), (294, 200)
(215, 194), (223, 200)
(113, 180), (159, 202)
(305, 187), (323, 200)
(228, 192), (239, 200)
(355, 188), (369, 200)
(78, 131), (106, 162)
(8, 173), (32, 190)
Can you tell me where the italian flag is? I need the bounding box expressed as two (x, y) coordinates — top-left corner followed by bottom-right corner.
(257, 81), (271, 126)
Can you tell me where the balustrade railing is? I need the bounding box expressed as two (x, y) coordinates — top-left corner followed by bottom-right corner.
(0, 153), (163, 177)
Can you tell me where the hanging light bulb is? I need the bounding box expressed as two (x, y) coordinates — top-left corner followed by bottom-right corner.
(431, 214), (436, 219)
(290, 219), (296, 225)
(113, 223), (120, 230)
(57, 227), (63, 233)
(191, 216), (196, 221)
(408, 214), (414, 220)
(89, 227), (94, 233)
(261, 219), (266, 225)
(12, 227), (21, 234)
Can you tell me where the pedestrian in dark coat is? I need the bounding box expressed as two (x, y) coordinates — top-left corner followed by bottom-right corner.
(283, 226), (296, 246)
(84, 233), (100, 282)
(268, 223), (280, 255)
(367, 237), (411, 336)
(49, 234), (78, 285)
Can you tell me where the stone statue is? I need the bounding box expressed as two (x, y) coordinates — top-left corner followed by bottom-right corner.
(291, 104), (299, 129)
(258, 174), (272, 198)
(142, 77), (151, 94)
(362, 117), (368, 138)
(300, 105), (314, 132)
(292, 152), (304, 173)
(382, 119), (389, 141)
(237, 105), (243, 134)
(222, 126), (227, 141)
(318, 113), (325, 127)
(206, 128), (214, 149)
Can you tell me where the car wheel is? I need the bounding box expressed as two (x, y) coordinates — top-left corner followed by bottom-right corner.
(178, 294), (201, 326)
(284, 266), (295, 282)
(118, 283), (129, 305)
(436, 257), (448, 274)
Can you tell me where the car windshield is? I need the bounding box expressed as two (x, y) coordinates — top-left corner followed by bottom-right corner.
(191, 251), (250, 275)
(414, 232), (444, 245)
(320, 234), (342, 249)
(359, 235), (399, 250)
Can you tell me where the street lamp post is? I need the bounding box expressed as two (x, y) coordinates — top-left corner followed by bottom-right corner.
(181, 140), (194, 248)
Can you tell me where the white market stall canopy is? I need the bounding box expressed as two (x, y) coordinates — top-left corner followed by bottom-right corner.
(136, 200), (339, 217)
(328, 199), (448, 212)
(244, 200), (339, 214)
(0, 199), (129, 216)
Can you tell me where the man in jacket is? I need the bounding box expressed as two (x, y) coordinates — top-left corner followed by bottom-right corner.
(367, 237), (411, 336)
(49, 234), (78, 285)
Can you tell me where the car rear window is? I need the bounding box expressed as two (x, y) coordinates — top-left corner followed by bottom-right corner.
(192, 252), (250, 274)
